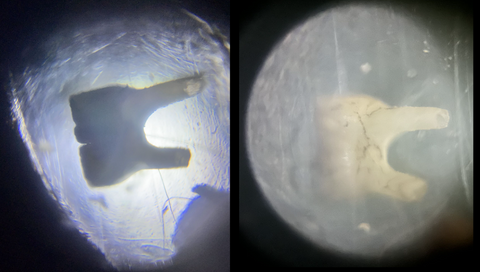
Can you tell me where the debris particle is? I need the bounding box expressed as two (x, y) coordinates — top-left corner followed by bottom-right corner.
(358, 223), (371, 233)
(360, 63), (372, 74)
(407, 69), (417, 78)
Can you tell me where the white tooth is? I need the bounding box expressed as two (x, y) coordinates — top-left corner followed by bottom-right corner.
(316, 95), (449, 202)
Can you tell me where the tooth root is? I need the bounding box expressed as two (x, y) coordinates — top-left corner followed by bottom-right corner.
(367, 107), (450, 151)
(316, 95), (449, 202)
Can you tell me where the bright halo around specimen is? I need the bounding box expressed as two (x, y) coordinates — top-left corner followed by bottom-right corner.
(9, 7), (230, 271)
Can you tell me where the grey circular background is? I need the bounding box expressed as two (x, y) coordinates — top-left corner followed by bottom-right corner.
(246, 4), (472, 259)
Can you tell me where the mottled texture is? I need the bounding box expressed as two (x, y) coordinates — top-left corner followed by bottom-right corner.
(316, 95), (449, 201)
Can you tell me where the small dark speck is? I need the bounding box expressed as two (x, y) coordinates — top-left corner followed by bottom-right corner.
(162, 206), (169, 215)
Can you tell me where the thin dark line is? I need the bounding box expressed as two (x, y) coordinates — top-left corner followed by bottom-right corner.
(152, 172), (166, 249)
(158, 170), (177, 223)
(161, 197), (194, 212)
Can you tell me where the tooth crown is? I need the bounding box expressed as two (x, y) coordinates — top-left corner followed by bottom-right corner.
(316, 95), (449, 202)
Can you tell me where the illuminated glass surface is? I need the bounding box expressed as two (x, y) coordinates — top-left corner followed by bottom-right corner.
(10, 8), (229, 270)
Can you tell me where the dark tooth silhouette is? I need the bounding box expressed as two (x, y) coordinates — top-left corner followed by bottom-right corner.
(69, 74), (206, 187)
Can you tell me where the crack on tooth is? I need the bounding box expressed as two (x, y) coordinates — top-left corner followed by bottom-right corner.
(316, 94), (449, 202)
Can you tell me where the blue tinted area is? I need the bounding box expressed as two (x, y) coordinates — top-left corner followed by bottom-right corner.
(10, 7), (229, 270)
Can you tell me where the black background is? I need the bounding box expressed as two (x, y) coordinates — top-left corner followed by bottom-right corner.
(0, 0), (474, 270)
(0, 0), (229, 271)
(239, 0), (474, 268)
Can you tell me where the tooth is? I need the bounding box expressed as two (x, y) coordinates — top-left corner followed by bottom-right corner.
(316, 95), (449, 202)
